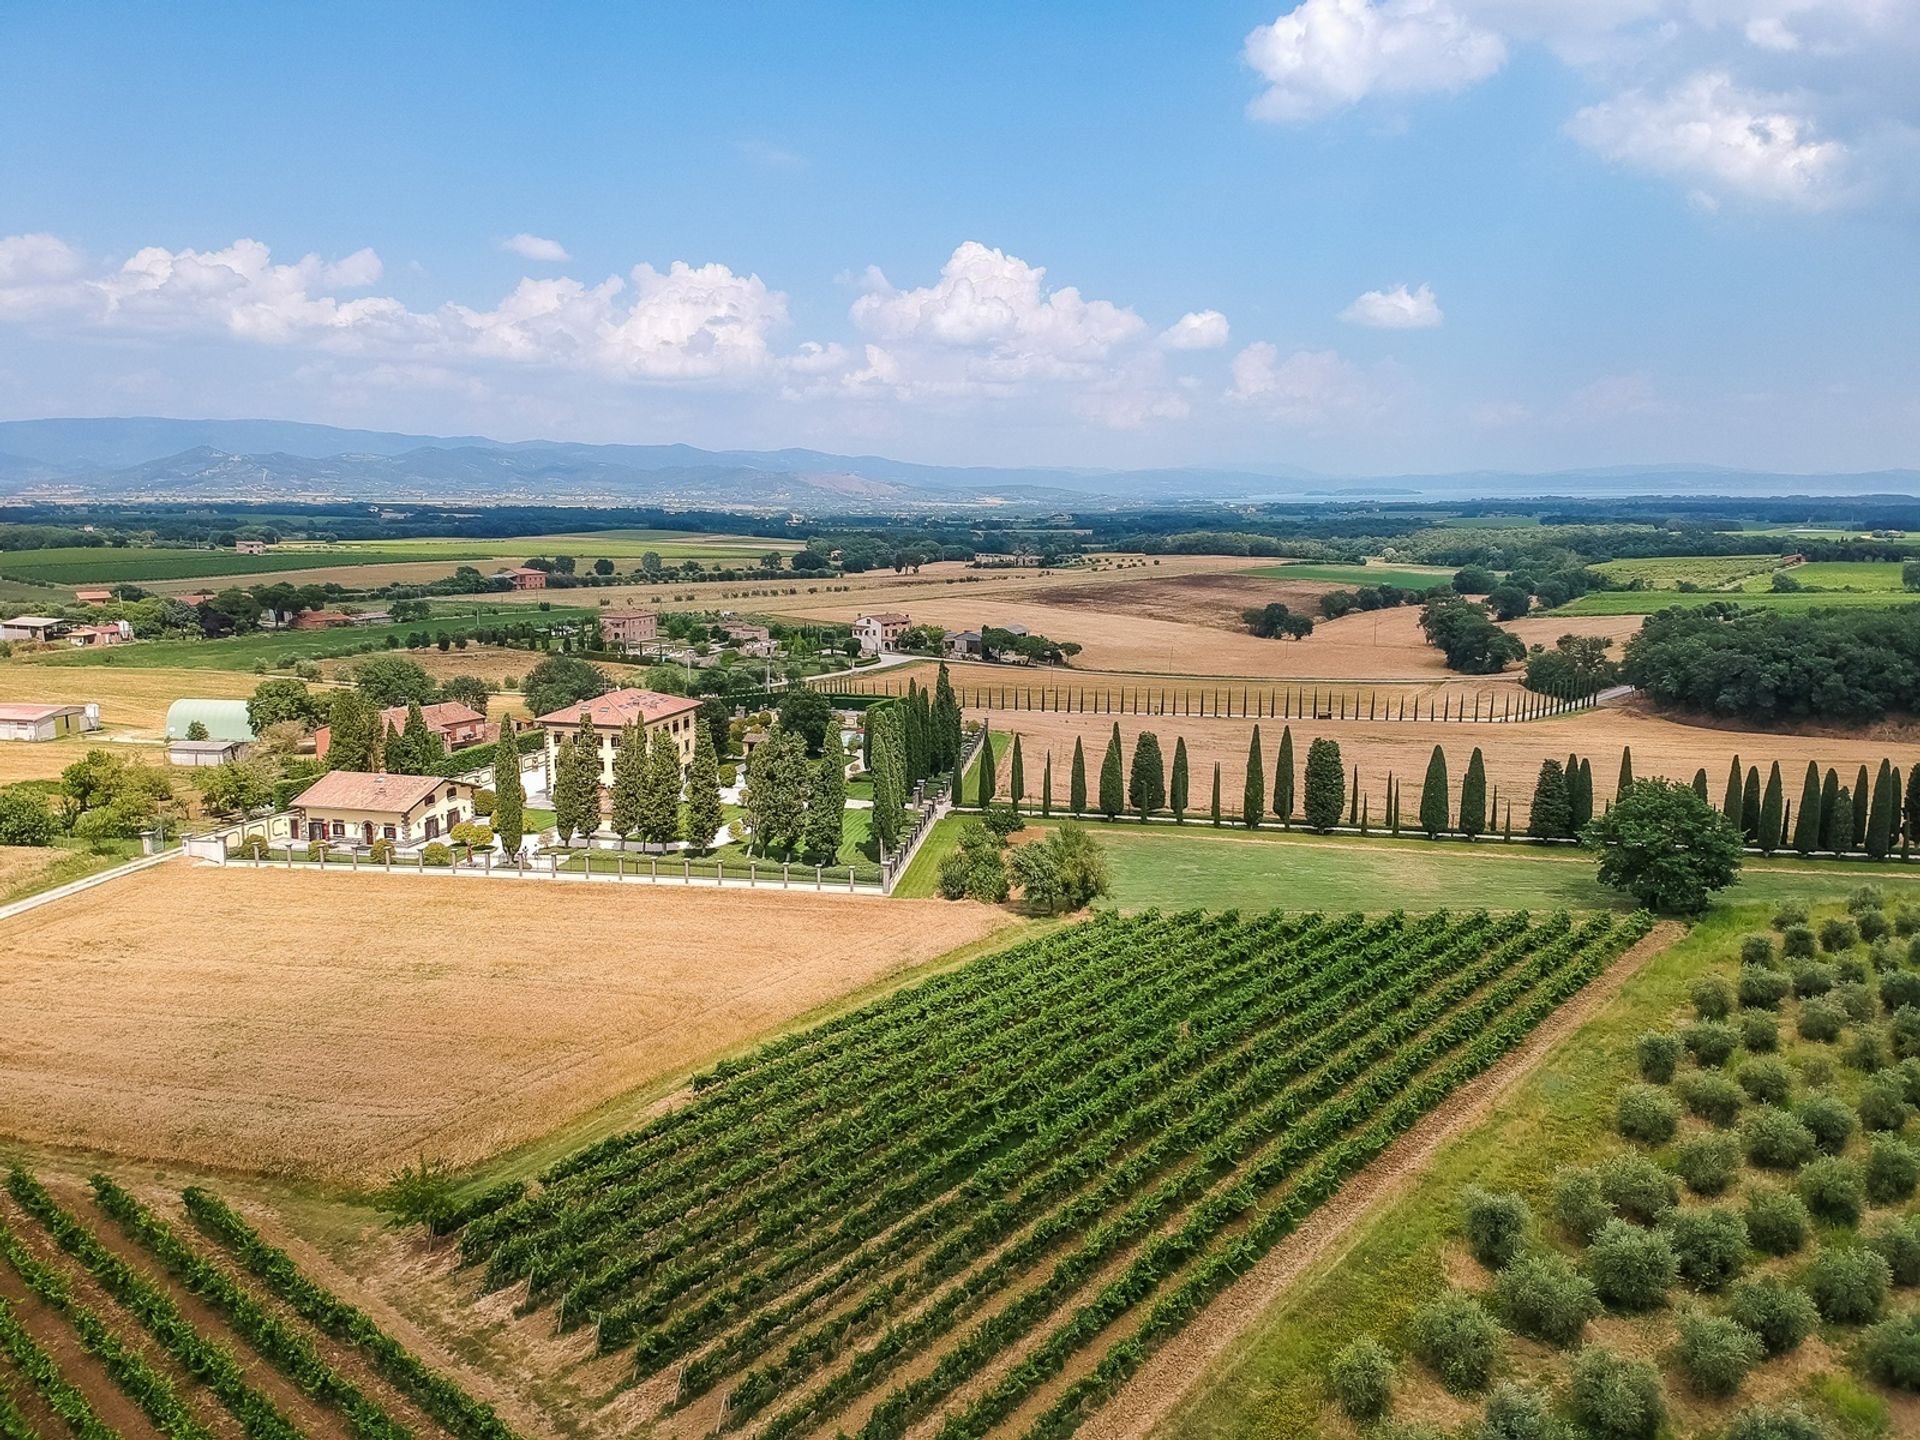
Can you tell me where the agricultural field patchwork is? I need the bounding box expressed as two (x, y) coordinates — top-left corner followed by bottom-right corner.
(1592, 556), (1784, 590)
(1245, 562), (1460, 589)
(1558, 587), (1920, 616)
(447, 906), (1651, 1440)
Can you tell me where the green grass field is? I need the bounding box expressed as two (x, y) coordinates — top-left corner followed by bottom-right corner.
(1592, 555), (1781, 590)
(1248, 562), (1459, 589)
(1738, 559), (1912, 592)
(1558, 587), (1920, 616)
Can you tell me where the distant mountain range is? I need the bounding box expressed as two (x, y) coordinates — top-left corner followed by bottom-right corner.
(0, 417), (1913, 511)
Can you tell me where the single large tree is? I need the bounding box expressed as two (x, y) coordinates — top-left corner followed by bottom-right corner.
(1571, 757), (1595, 832)
(975, 718), (997, 808)
(1459, 747), (1488, 839)
(1170, 737), (1190, 823)
(1041, 751), (1054, 818)
(683, 724), (724, 853)
(609, 723), (648, 838)
(1210, 762), (1222, 827)
(1418, 745), (1450, 838)
(1129, 731), (1165, 821)
(1852, 764), (1872, 847)
(872, 706), (907, 852)
(1528, 759), (1573, 840)
(1009, 734), (1026, 813)
(1585, 778), (1742, 914)
(325, 690), (381, 772)
(1741, 766), (1761, 844)
(1274, 725), (1295, 828)
(1819, 769), (1842, 852)
(1867, 758), (1897, 860)
(1792, 761), (1823, 856)
(637, 726), (683, 849)
(1069, 737), (1087, 817)
(1617, 747), (1634, 794)
(1757, 762), (1785, 855)
(802, 728), (847, 864)
(1303, 738), (1344, 833)
(932, 663), (962, 773)
(1722, 755), (1745, 833)
(491, 720), (525, 853)
(1906, 758), (1920, 853)
(1098, 723), (1125, 820)
(1243, 725), (1266, 829)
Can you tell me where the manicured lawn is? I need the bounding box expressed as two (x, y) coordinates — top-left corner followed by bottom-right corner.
(1247, 562), (1459, 589)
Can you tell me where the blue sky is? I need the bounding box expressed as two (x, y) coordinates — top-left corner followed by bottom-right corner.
(2, 1), (1916, 474)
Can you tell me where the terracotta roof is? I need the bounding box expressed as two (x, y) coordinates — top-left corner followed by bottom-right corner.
(534, 687), (701, 728)
(602, 608), (656, 620)
(0, 703), (84, 722)
(378, 700), (484, 732)
(858, 611), (911, 624)
(292, 771), (471, 813)
(74, 588), (112, 601)
(500, 566), (546, 577)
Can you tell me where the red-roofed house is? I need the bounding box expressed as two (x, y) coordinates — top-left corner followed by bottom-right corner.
(313, 700), (492, 761)
(534, 687), (702, 795)
(854, 611), (910, 655)
(290, 771), (480, 847)
(68, 621), (133, 647)
(73, 588), (113, 604)
(500, 566), (547, 591)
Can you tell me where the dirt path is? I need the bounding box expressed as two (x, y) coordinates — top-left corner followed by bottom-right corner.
(1076, 920), (1686, 1440)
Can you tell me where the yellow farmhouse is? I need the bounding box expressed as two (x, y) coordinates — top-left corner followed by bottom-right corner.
(533, 687), (703, 800)
(290, 771), (480, 848)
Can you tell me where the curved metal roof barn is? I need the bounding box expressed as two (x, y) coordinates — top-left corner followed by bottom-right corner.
(164, 698), (253, 741)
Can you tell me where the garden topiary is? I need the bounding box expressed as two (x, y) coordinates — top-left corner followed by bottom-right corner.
(1664, 1206), (1749, 1291)
(1460, 1187), (1531, 1271)
(1867, 1215), (1920, 1286)
(1617, 1084), (1680, 1143)
(1726, 1276), (1819, 1356)
(1741, 1107), (1817, 1170)
(1326, 1334), (1395, 1422)
(1860, 1312), (1920, 1390)
(1795, 1092), (1856, 1153)
(1634, 1031), (1681, 1084)
(1819, 917), (1859, 953)
(1684, 1020), (1739, 1067)
(1781, 924), (1815, 959)
(1596, 1153), (1678, 1224)
(1865, 1136), (1920, 1205)
(1567, 1346), (1666, 1440)
(1407, 1289), (1501, 1395)
(1858, 1073), (1913, 1131)
(1493, 1251), (1597, 1347)
(1744, 1187), (1812, 1256)
(1797, 1156), (1865, 1225)
(1692, 974), (1735, 1021)
(1675, 1133), (1741, 1196)
(1552, 1166), (1614, 1242)
(1740, 933), (1777, 968)
(1586, 1219), (1677, 1312)
(1791, 961), (1837, 998)
(1475, 1382), (1558, 1440)
(1738, 964), (1790, 1010)
(1724, 1404), (1828, 1440)
(421, 841), (454, 866)
(1740, 1013), (1779, 1053)
(1673, 1309), (1763, 1399)
(1805, 1244), (1891, 1323)
(1737, 1058), (1792, 1105)
(1678, 1072), (1742, 1127)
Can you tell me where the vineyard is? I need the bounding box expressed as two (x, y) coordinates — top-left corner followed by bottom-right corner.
(452, 906), (1653, 1440)
(0, 1167), (521, 1440)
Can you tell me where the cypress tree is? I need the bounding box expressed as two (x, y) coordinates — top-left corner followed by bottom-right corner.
(1723, 755), (1744, 831)
(325, 690), (380, 772)
(1867, 759), (1897, 859)
(1170, 737), (1189, 823)
(1792, 761), (1822, 856)
(1742, 766), (1761, 843)
(1905, 761), (1920, 853)
(491, 720), (525, 854)
(1274, 725), (1295, 828)
(1819, 769), (1841, 852)
(1568, 759), (1594, 831)
(1099, 723), (1125, 820)
(1459, 747), (1487, 838)
(1070, 737), (1088, 816)
(1418, 745), (1449, 838)
(976, 719), (996, 807)
(1348, 766), (1360, 825)
(1691, 768), (1709, 801)
(1528, 759), (1573, 840)
(802, 728), (846, 863)
(1009, 734), (1025, 813)
(1303, 738), (1344, 833)
(1041, 752), (1053, 818)
(872, 707), (907, 853)
(1617, 746), (1634, 796)
(932, 662), (962, 772)
(609, 723), (647, 838)
(1758, 762), (1784, 855)
(1210, 762), (1222, 827)
(1243, 724), (1266, 828)
(1129, 731), (1165, 821)
(683, 724), (723, 853)
(1853, 765), (1871, 847)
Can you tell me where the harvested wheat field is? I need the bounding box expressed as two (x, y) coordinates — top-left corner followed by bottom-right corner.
(981, 702), (1908, 826)
(0, 864), (1015, 1183)
(1502, 612), (1644, 656)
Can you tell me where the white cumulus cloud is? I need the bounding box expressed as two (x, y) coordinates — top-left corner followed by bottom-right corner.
(1228, 342), (1373, 421)
(501, 233), (571, 263)
(1340, 282), (1444, 328)
(1244, 0), (1508, 122)
(1568, 70), (1851, 209)
(1159, 310), (1231, 349)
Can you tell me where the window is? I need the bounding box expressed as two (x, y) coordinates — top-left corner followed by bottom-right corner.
(382, 825), (396, 840)
(330, 820), (345, 838)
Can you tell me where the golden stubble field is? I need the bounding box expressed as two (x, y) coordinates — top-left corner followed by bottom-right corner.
(978, 702), (1912, 825)
(0, 663), (264, 782)
(0, 865), (1016, 1183)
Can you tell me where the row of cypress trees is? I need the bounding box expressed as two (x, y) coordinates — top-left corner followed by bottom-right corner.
(1694, 753), (1920, 859)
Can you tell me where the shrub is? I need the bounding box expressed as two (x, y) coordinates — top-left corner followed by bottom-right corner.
(1806, 1246), (1891, 1323)
(1739, 964), (1790, 1010)
(1796, 1092), (1856, 1153)
(1798, 1157), (1866, 1225)
(1741, 932), (1778, 967)
(1493, 1252), (1596, 1347)
(1726, 1276), (1819, 1356)
(1587, 1219), (1677, 1311)
(1860, 1312), (1920, 1391)
(1407, 1290), (1501, 1395)
(1859, 908), (1890, 943)
(1596, 1153), (1678, 1224)
(1792, 960), (1836, 998)
(1738, 1058), (1792, 1105)
(1848, 883), (1886, 914)
(1742, 1107), (1817, 1170)
(1866, 941), (1895, 975)
(1895, 903), (1920, 937)
(1835, 981), (1876, 1024)
(1678, 1072), (1742, 1127)
(1692, 974), (1734, 1020)
(420, 841), (453, 867)
(1326, 1334), (1395, 1422)
(1847, 1026), (1888, 1073)
(1899, 1057), (1920, 1104)
(1821, 917), (1860, 952)
(1675, 1133), (1741, 1196)
(1801, 1054), (1834, 1088)
(1634, 1031), (1681, 1083)
(1744, 1187), (1812, 1256)
(1882, 971), (1920, 1013)
(1665, 1207), (1748, 1291)
(1673, 1309), (1762, 1399)
(1552, 1166), (1614, 1241)
(1476, 1383), (1557, 1440)
(1740, 1013), (1779, 1053)
(1781, 923), (1816, 959)
(1773, 900), (1810, 930)
(1617, 1084), (1680, 1144)
(1798, 998), (1846, 1043)
(1724, 1404), (1828, 1440)
(1895, 1008), (1920, 1062)
(1865, 1136), (1920, 1205)
(1684, 1020), (1739, 1067)
(1858, 1073), (1913, 1131)
(1837, 951), (1872, 984)
(1460, 1188), (1531, 1271)
(1867, 1216), (1920, 1286)
(1567, 1347), (1666, 1440)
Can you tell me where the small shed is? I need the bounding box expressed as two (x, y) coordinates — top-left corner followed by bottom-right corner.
(168, 737), (245, 767)
(165, 698), (254, 742)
